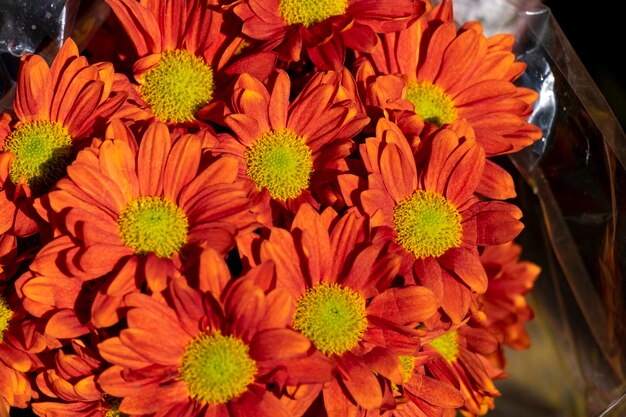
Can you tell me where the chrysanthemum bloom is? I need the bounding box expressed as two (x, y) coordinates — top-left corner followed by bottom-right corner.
(234, 0), (426, 70)
(479, 242), (540, 350)
(355, 0), (542, 157)
(14, 268), (120, 339)
(422, 323), (505, 416)
(98, 261), (332, 416)
(0, 38), (128, 242)
(33, 339), (124, 417)
(359, 351), (464, 417)
(1, 289), (57, 414)
(105, 0), (277, 125)
(238, 203), (439, 415)
(34, 119), (257, 301)
(342, 119), (524, 323)
(216, 70), (368, 224)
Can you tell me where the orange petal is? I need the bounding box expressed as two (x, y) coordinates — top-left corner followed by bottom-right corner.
(363, 347), (403, 385)
(105, 0), (161, 56)
(119, 382), (187, 415)
(475, 159), (516, 200)
(138, 121), (171, 196)
(336, 351), (383, 410)
(45, 309), (89, 339)
(98, 139), (139, 202)
(249, 329), (311, 361)
(163, 134), (202, 201)
(323, 378), (358, 417)
(367, 286), (438, 325)
(14, 54), (50, 121)
(291, 204), (330, 287)
(440, 248), (487, 294)
(98, 338), (150, 370)
(268, 70), (290, 129)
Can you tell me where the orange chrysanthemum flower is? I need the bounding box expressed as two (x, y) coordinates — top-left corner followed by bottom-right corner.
(32, 339), (122, 417)
(238, 203), (439, 415)
(98, 260), (331, 417)
(342, 119), (523, 323)
(359, 350), (464, 417)
(1, 288), (56, 414)
(105, 0), (277, 124)
(356, 0), (542, 157)
(0, 39), (127, 242)
(14, 269), (116, 339)
(423, 323), (505, 416)
(33, 120), (257, 300)
(479, 242), (540, 350)
(216, 70), (367, 224)
(234, 0), (426, 70)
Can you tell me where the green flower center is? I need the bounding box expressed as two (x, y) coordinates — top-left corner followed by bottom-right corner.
(3, 120), (73, 193)
(279, 0), (348, 27)
(393, 190), (462, 259)
(0, 296), (11, 342)
(429, 330), (459, 362)
(405, 81), (458, 127)
(141, 49), (215, 123)
(117, 196), (189, 259)
(180, 331), (257, 405)
(293, 283), (368, 356)
(244, 128), (313, 201)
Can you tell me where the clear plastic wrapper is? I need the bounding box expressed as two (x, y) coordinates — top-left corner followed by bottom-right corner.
(0, 0), (107, 112)
(0, 0), (77, 56)
(452, 1), (626, 416)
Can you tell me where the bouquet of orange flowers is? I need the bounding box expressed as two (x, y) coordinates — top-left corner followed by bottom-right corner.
(0, 0), (569, 416)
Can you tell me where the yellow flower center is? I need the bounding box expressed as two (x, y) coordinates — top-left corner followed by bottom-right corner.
(141, 49), (215, 123)
(102, 396), (127, 417)
(293, 283), (368, 356)
(393, 190), (462, 259)
(117, 196), (189, 259)
(399, 355), (416, 384)
(279, 0), (348, 27)
(391, 355), (416, 393)
(0, 296), (11, 342)
(180, 331), (257, 405)
(405, 81), (458, 127)
(429, 330), (459, 362)
(244, 128), (313, 201)
(3, 120), (73, 193)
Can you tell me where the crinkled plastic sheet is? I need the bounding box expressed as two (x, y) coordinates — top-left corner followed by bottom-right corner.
(0, 0), (108, 111)
(452, 1), (626, 416)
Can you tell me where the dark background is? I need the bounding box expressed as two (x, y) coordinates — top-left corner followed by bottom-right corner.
(544, 0), (626, 131)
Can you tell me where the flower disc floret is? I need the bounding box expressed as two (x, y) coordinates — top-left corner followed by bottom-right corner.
(0, 296), (11, 342)
(179, 331), (257, 405)
(278, 0), (348, 27)
(293, 283), (368, 356)
(244, 128), (313, 201)
(429, 330), (459, 362)
(399, 355), (416, 384)
(117, 196), (189, 259)
(393, 190), (462, 259)
(103, 396), (127, 417)
(141, 49), (215, 123)
(406, 81), (458, 127)
(3, 120), (73, 193)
